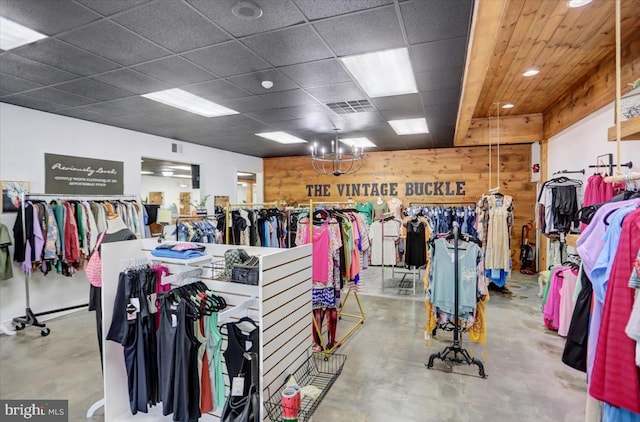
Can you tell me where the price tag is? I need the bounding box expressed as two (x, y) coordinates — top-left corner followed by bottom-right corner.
(126, 303), (137, 321)
(130, 298), (140, 313)
(171, 314), (178, 328)
(451, 253), (455, 264)
(231, 377), (245, 397)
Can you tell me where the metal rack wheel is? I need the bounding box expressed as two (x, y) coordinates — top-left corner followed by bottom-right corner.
(14, 322), (25, 331)
(40, 328), (51, 336)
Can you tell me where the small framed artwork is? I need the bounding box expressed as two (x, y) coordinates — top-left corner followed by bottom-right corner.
(1, 180), (30, 213)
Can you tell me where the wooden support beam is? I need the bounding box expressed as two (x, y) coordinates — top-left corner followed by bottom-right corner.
(543, 33), (640, 140)
(454, 0), (508, 146)
(458, 113), (543, 146)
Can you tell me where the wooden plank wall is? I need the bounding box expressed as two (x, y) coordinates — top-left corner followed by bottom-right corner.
(264, 144), (537, 266)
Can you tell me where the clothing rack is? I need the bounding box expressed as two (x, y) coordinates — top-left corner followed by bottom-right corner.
(380, 214), (418, 295)
(12, 192), (138, 337)
(408, 202), (476, 206)
(426, 222), (487, 378)
(588, 160), (632, 172)
(308, 199), (366, 357)
(553, 169), (586, 175)
(225, 201), (279, 244)
(285, 206), (310, 248)
(174, 213), (222, 241)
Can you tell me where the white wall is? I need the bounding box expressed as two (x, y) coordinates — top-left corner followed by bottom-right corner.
(548, 102), (640, 177)
(140, 174), (200, 212)
(0, 103), (263, 329)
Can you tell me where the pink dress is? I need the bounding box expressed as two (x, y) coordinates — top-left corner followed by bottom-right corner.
(558, 268), (578, 337)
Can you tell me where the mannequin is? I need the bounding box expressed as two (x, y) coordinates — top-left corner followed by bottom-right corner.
(89, 212), (136, 367)
(372, 197), (389, 221)
(387, 197), (403, 221)
(106, 213), (128, 234)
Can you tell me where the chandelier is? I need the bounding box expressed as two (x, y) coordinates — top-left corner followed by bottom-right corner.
(310, 129), (364, 176)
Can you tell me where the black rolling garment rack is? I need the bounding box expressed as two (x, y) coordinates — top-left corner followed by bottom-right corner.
(426, 221), (487, 378)
(12, 192), (139, 336)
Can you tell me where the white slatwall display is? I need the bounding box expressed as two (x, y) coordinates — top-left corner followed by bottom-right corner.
(101, 239), (312, 421)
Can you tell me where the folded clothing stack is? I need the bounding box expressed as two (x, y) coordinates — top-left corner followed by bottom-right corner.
(151, 243), (206, 259)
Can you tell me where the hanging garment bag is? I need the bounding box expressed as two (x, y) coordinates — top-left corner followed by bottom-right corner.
(221, 351), (259, 422)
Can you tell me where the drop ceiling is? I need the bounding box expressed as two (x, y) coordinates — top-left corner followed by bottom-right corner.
(0, 0), (473, 157)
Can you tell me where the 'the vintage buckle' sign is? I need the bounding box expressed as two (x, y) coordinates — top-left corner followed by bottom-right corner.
(305, 181), (466, 197)
(45, 153), (124, 195)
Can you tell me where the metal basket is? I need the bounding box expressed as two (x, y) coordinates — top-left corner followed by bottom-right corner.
(211, 259), (229, 280)
(264, 352), (347, 422)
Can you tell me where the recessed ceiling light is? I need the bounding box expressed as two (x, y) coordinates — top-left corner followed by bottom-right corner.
(255, 131), (307, 144)
(522, 69), (540, 77)
(141, 89), (238, 117)
(567, 0), (592, 8)
(231, 0), (263, 20)
(161, 171), (174, 177)
(140, 171), (153, 175)
(261, 80), (274, 89)
(388, 118), (429, 135)
(237, 172), (255, 177)
(0, 16), (47, 50)
(502, 103), (515, 109)
(341, 48), (418, 98)
(169, 165), (192, 171)
(339, 137), (377, 148)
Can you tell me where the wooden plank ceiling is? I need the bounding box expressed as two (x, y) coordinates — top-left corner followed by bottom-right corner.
(456, 0), (640, 146)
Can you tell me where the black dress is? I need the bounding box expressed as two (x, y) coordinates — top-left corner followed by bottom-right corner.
(405, 220), (427, 267)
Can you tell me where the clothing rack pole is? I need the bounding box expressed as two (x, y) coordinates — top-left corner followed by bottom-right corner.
(588, 161), (632, 170)
(553, 169), (586, 175)
(426, 222), (487, 378)
(604, 172), (640, 183)
(11, 193), (139, 336)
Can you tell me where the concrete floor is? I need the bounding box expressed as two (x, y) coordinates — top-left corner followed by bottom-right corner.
(0, 272), (586, 421)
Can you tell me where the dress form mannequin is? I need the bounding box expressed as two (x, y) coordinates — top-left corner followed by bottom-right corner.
(376, 197), (384, 205)
(106, 213), (128, 234)
(387, 197), (403, 221)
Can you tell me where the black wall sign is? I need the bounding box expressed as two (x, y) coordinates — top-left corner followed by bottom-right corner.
(305, 181), (466, 197)
(45, 153), (124, 195)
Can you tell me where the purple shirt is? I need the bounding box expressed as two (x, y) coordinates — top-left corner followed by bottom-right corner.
(577, 199), (638, 276)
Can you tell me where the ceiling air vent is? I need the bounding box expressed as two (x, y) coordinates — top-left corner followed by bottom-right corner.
(326, 99), (375, 114)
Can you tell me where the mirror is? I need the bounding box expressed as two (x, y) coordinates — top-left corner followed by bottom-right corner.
(237, 171), (257, 204)
(141, 157), (202, 237)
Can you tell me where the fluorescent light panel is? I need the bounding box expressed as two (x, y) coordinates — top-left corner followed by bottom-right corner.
(169, 165), (191, 171)
(140, 171), (153, 175)
(172, 174), (192, 179)
(388, 118), (429, 135)
(255, 131), (307, 144)
(237, 172), (255, 177)
(339, 137), (376, 148)
(341, 48), (417, 98)
(0, 17), (47, 50)
(142, 89), (238, 117)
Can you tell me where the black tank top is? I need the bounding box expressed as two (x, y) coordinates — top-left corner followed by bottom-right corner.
(224, 321), (260, 397)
